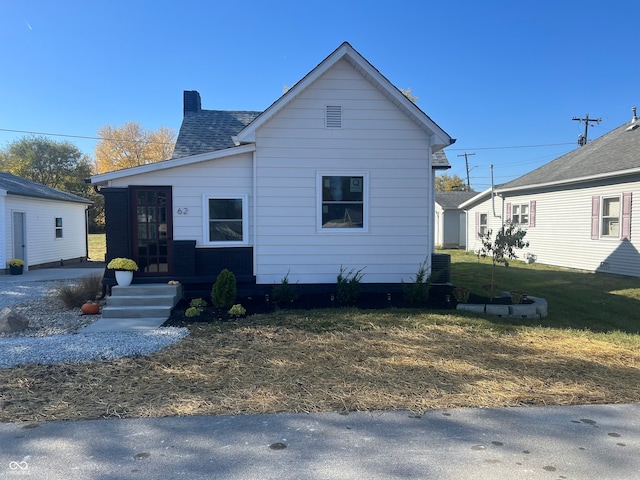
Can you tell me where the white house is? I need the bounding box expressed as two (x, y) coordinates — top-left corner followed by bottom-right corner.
(435, 191), (477, 248)
(90, 42), (455, 294)
(0, 172), (92, 273)
(462, 110), (640, 277)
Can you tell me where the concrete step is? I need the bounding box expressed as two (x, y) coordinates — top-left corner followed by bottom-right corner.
(101, 305), (173, 319)
(111, 284), (182, 299)
(106, 294), (177, 307)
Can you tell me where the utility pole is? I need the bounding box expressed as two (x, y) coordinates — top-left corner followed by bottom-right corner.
(572, 113), (601, 146)
(457, 152), (476, 191)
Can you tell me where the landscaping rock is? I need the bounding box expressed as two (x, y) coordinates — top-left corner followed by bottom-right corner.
(485, 304), (510, 316)
(0, 307), (29, 333)
(508, 303), (538, 318)
(456, 304), (485, 314)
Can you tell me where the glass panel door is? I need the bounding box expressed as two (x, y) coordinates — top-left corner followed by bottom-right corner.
(132, 187), (172, 274)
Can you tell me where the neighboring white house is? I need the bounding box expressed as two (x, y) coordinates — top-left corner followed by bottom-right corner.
(0, 172), (92, 273)
(90, 42), (455, 293)
(462, 110), (640, 277)
(435, 191), (477, 248)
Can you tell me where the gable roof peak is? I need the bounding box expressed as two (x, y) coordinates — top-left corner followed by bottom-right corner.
(234, 41), (453, 151)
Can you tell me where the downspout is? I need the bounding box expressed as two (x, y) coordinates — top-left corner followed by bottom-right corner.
(85, 205), (90, 261)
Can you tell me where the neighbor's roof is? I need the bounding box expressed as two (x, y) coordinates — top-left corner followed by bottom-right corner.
(498, 118), (640, 192)
(0, 172), (91, 204)
(436, 191), (478, 209)
(172, 110), (261, 159)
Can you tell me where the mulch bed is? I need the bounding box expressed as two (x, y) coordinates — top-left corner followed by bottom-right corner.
(2, 308), (640, 423)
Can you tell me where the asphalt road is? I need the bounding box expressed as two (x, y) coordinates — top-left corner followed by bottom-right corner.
(1, 404), (639, 479)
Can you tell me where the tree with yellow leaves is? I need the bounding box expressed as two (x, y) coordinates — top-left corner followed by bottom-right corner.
(93, 122), (176, 173)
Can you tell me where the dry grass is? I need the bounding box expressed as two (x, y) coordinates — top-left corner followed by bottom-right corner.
(2, 310), (640, 423)
(57, 273), (103, 308)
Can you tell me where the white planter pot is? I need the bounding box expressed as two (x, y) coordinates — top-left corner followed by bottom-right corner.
(115, 270), (134, 286)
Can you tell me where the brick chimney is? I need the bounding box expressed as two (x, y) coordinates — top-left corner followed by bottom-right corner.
(183, 90), (201, 115)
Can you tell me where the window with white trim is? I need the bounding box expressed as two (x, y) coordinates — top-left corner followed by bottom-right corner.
(203, 196), (248, 244)
(601, 196), (620, 238)
(478, 213), (488, 237)
(55, 217), (63, 239)
(318, 173), (367, 230)
(512, 204), (529, 225)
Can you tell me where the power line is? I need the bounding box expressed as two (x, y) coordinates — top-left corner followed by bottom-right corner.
(0, 127), (576, 151)
(0, 128), (174, 145)
(448, 142), (574, 151)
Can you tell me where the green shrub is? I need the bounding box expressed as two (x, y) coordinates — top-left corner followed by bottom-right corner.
(336, 266), (365, 306)
(229, 304), (246, 317)
(58, 273), (103, 308)
(184, 298), (207, 318)
(403, 259), (433, 306)
(272, 272), (299, 306)
(212, 269), (237, 309)
(190, 298), (207, 309)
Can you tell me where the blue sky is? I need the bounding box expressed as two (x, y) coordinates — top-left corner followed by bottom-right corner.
(2, 0), (639, 191)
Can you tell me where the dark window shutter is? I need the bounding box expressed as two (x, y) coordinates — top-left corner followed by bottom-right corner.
(529, 200), (536, 227)
(622, 192), (632, 240)
(591, 196), (600, 240)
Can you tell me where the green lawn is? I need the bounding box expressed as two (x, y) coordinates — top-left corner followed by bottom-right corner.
(88, 233), (106, 262)
(446, 249), (640, 334)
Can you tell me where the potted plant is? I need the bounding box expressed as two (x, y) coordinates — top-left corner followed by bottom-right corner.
(106, 257), (139, 286)
(453, 286), (472, 303)
(8, 258), (25, 275)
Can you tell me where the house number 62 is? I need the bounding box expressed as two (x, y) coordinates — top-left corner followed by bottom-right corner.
(176, 208), (189, 215)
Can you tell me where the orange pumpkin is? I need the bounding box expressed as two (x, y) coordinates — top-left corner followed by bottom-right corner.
(81, 302), (100, 315)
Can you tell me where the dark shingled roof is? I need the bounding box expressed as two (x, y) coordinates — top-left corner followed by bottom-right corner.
(0, 172), (91, 204)
(436, 191), (478, 209)
(432, 150), (450, 169)
(172, 110), (262, 159)
(173, 108), (452, 167)
(500, 118), (640, 191)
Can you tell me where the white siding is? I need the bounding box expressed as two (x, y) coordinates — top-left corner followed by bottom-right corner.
(464, 195), (505, 254)
(0, 193), (7, 269)
(108, 152), (254, 247)
(4, 196), (87, 268)
(502, 181), (640, 277)
(253, 58), (434, 284)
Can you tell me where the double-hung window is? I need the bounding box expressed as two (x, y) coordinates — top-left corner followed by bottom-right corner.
(203, 196), (248, 245)
(55, 217), (63, 239)
(601, 196), (621, 238)
(478, 213), (488, 237)
(512, 204), (529, 225)
(318, 173), (367, 231)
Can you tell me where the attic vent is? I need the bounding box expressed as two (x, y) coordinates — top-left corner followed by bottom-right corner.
(325, 105), (342, 128)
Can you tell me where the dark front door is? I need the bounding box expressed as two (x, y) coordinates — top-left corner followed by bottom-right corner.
(132, 186), (172, 276)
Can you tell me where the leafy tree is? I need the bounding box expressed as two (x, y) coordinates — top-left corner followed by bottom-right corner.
(435, 173), (467, 192)
(477, 222), (530, 298)
(1, 136), (91, 192)
(94, 122), (176, 173)
(0, 135), (106, 232)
